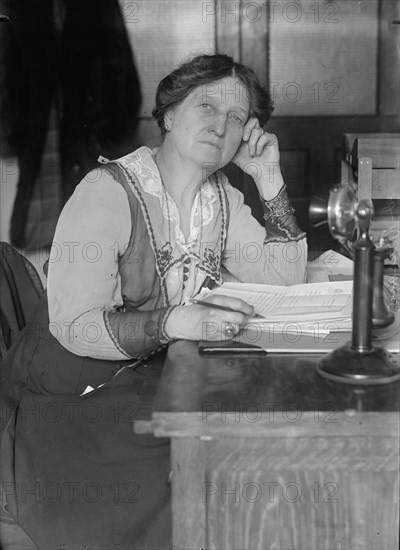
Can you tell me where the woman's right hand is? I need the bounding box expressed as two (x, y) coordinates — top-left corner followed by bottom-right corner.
(164, 295), (255, 341)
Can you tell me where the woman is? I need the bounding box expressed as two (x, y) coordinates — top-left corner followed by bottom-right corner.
(48, 53), (306, 360)
(1, 54), (306, 549)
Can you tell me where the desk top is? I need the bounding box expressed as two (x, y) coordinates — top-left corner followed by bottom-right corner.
(143, 341), (399, 439)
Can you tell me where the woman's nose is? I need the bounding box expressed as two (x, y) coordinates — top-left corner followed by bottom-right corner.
(210, 115), (226, 137)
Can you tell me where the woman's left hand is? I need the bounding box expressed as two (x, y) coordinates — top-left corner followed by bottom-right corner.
(233, 117), (280, 168)
(232, 117), (284, 199)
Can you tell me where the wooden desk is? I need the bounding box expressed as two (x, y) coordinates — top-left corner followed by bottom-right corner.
(141, 341), (399, 550)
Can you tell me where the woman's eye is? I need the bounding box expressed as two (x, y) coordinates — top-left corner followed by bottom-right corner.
(200, 103), (213, 111)
(229, 114), (244, 125)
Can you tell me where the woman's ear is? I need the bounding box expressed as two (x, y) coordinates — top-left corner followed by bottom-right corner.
(164, 111), (173, 132)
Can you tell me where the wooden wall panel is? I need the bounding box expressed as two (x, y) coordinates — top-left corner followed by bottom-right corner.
(241, 0), (269, 84)
(379, 0), (400, 116)
(215, 0), (241, 59)
(280, 149), (309, 198)
(122, 0), (216, 119)
(121, 0), (398, 248)
(269, 0), (379, 116)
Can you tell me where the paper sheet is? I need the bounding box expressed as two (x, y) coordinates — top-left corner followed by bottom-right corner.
(198, 280), (353, 335)
(203, 281), (353, 321)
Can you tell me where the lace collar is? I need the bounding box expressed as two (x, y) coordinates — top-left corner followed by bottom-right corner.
(105, 146), (228, 304)
(117, 146), (218, 247)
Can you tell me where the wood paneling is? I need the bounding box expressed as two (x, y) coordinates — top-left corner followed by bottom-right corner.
(280, 149), (310, 197)
(215, 0), (241, 60)
(379, 0), (400, 116)
(269, 0), (380, 116)
(124, 0), (399, 248)
(241, 0), (268, 83)
(122, 0), (216, 119)
(216, 1), (399, 224)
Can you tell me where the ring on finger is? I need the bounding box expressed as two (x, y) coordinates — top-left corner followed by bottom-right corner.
(225, 322), (236, 337)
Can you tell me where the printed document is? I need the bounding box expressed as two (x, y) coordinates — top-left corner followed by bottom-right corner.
(198, 280), (353, 335)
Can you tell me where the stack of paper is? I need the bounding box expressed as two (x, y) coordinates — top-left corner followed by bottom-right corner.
(198, 280), (353, 336)
(195, 250), (400, 353)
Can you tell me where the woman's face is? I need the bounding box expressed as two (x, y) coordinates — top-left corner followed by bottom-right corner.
(165, 76), (251, 170)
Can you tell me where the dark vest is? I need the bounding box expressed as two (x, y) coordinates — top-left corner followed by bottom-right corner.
(98, 150), (230, 308)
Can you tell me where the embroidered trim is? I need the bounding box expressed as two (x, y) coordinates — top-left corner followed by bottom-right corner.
(119, 147), (217, 244)
(155, 242), (174, 280)
(190, 172), (226, 285)
(160, 181), (217, 246)
(264, 225), (307, 244)
(103, 310), (132, 358)
(263, 186), (295, 221)
(160, 305), (176, 341)
(214, 173), (228, 260)
(262, 185), (306, 243)
(110, 161), (170, 306)
(121, 156), (226, 285)
(100, 151), (228, 302)
(201, 245), (221, 281)
(143, 307), (175, 345)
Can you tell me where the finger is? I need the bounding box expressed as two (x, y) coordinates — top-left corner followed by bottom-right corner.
(256, 131), (279, 157)
(207, 294), (255, 317)
(203, 320), (241, 341)
(217, 317), (243, 338)
(247, 127), (264, 157)
(256, 132), (269, 156)
(263, 132), (278, 147)
(242, 117), (261, 141)
(200, 311), (244, 340)
(222, 321), (240, 339)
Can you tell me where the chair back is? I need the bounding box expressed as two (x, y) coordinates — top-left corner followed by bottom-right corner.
(0, 242), (44, 359)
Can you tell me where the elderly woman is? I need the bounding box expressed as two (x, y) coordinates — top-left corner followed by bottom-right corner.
(48, 53), (306, 359)
(2, 54), (306, 549)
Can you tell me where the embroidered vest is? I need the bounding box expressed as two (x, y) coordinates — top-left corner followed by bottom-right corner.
(98, 147), (229, 309)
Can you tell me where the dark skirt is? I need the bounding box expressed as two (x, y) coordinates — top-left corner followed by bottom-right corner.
(1, 296), (171, 550)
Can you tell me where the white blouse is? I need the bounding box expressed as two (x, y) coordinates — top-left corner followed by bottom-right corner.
(47, 148), (307, 359)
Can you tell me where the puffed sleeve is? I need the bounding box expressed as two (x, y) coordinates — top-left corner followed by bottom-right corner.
(221, 175), (307, 285)
(47, 168), (174, 360)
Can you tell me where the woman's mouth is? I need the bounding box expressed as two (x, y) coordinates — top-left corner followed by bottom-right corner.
(199, 140), (222, 150)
